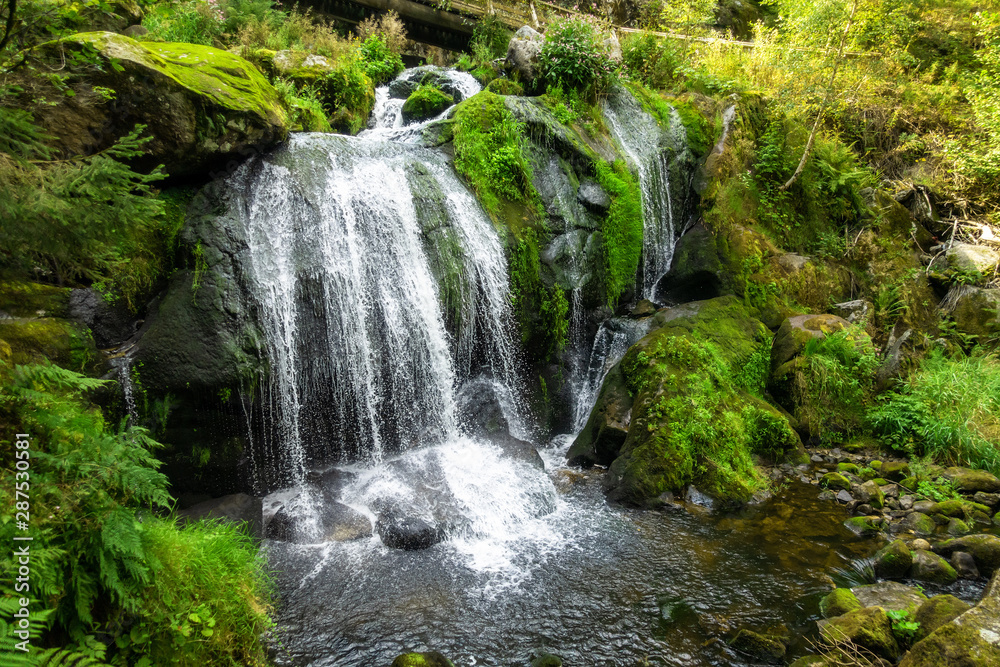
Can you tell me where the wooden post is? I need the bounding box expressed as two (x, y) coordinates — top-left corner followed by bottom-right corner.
(529, 0), (539, 28)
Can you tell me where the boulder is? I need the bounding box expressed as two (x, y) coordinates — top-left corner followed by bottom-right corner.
(67, 288), (137, 348)
(388, 66), (476, 103)
(178, 492), (263, 539)
(729, 628), (785, 663)
(881, 461), (911, 482)
(899, 570), (1000, 667)
(874, 540), (913, 579)
(567, 363), (631, 467)
(456, 376), (512, 438)
(505, 26), (545, 86)
(769, 314), (852, 373)
(852, 581), (927, 613)
(913, 594), (972, 641)
(819, 588), (862, 618)
(933, 534), (1000, 576)
(939, 285), (1000, 339)
(822, 472), (852, 491)
(0, 281), (70, 318)
(945, 243), (999, 274)
(941, 467), (1000, 493)
(830, 299), (872, 324)
(856, 480), (886, 509)
(376, 513), (443, 550)
(576, 179), (611, 215)
(973, 492), (1000, 508)
(910, 549), (958, 584)
(951, 552), (980, 579)
(656, 223), (725, 304)
(530, 653), (563, 667)
(820, 606), (900, 662)
(265, 501), (372, 543)
(895, 511), (936, 536)
(844, 516), (882, 536)
(947, 518), (972, 536)
(391, 652), (455, 667)
(401, 86), (454, 123)
(22, 32), (288, 178)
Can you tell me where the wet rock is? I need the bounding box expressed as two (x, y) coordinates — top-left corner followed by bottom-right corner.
(820, 606), (900, 662)
(401, 85), (454, 123)
(656, 223), (725, 304)
(456, 376), (511, 437)
(830, 299), (872, 324)
(376, 513), (443, 550)
(729, 628), (785, 663)
(319, 502), (372, 542)
(910, 549), (958, 584)
(951, 552), (980, 579)
(852, 581), (927, 613)
(178, 492), (263, 539)
(630, 299), (657, 318)
(855, 480), (885, 509)
(68, 288), (137, 347)
(822, 472), (852, 491)
(836, 490), (854, 503)
(567, 363), (631, 467)
(820, 588), (862, 618)
(941, 466), (1000, 493)
(933, 534), (1000, 576)
(391, 651), (455, 667)
(874, 540), (913, 579)
(490, 433), (545, 470)
(787, 658), (826, 667)
(576, 179), (611, 215)
(818, 490), (836, 501)
(894, 512), (936, 536)
(388, 66), (475, 103)
(898, 570), (1000, 667)
(856, 503), (873, 516)
(505, 26), (544, 86)
(913, 594), (972, 641)
(844, 516), (882, 536)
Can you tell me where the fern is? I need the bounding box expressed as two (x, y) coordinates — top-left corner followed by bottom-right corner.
(32, 649), (113, 667)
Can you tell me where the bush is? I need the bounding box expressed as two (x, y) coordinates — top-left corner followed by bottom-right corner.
(354, 10), (408, 55)
(539, 18), (617, 97)
(622, 33), (683, 89)
(322, 53), (376, 134)
(357, 34), (404, 86)
(869, 350), (1000, 473)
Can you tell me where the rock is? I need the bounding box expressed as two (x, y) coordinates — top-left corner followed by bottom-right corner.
(388, 66), (474, 103)
(844, 516), (882, 536)
(839, 462), (860, 474)
(630, 299), (658, 318)
(391, 652), (455, 667)
(505, 26), (545, 86)
(777, 253), (811, 273)
(484, 77), (523, 96)
(852, 581), (927, 613)
(941, 467), (1000, 493)
(787, 658), (826, 667)
(933, 534), (1000, 576)
(897, 512), (936, 536)
(951, 552), (980, 579)
(122, 24), (148, 37)
(456, 377), (511, 438)
(603, 31), (622, 62)
(996, 511), (1000, 526)
(567, 363), (631, 467)
(913, 500), (936, 514)
(656, 223), (725, 304)
(576, 179), (611, 215)
(830, 299), (872, 324)
(836, 489), (854, 503)
(0, 317), (98, 371)
(945, 243), (1000, 274)
(178, 492), (263, 539)
(911, 538), (932, 551)
(822, 472), (852, 491)
(401, 85), (454, 123)
(769, 314), (852, 373)
(530, 653), (563, 667)
(939, 285), (1000, 339)
(913, 594), (972, 641)
(820, 588), (862, 618)
(818, 490), (836, 501)
(947, 518), (972, 536)
(898, 570), (1000, 667)
(729, 628), (785, 663)
(67, 288), (137, 347)
(881, 461), (911, 482)
(900, 495), (915, 510)
(856, 480), (886, 509)
(910, 549), (959, 584)
(856, 503), (873, 516)
(376, 513), (443, 550)
(820, 607), (900, 662)
(874, 539), (913, 579)
(974, 492), (1000, 508)
(265, 501), (371, 543)
(22, 32), (288, 178)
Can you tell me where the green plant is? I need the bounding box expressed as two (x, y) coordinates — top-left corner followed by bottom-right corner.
(915, 476), (961, 502)
(357, 34), (404, 86)
(887, 609), (921, 645)
(323, 52), (376, 134)
(539, 17), (617, 97)
(470, 13), (511, 61)
(594, 160), (644, 306)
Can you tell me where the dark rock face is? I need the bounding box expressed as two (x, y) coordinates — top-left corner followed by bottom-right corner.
(456, 377), (511, 437)
(388, 66), (475, 103)
(178, 492), (264, 539)
(656, 223), (725, 305)
(566, 363), (631, 467)
(376, 512), (443, 550)
(20, 32), (288, 178)
(68, 288), (137, 348)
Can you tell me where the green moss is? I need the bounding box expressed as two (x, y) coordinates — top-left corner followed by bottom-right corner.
(322, 55), (375, 135)
(821, 472), (851, 491)
(509, 229), (569, 362)
(875, 539), (913, 579)
(402, 84), (454, 122)
(838, 462), (860, 474)
(0, 318), (96, 372)
(729, 628), (786, 662)
(0, 281), (70, 318)
(821, 607), (900, 662)
(485, 78), (524, 96)
(390, 652), (455, 667)
(594, 160), (644, 307)
(624, 82), (713, 155)
(820, 588), (862, 618)
(453, 92), (542, 220)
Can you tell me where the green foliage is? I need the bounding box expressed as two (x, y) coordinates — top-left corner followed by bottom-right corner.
(357, 34), (404, 86)
(453, 92), (539, 218)
(886, 609), (921, 645)
(485, 78), (523, 96)
(0, 364), (272, 664)
(274, 78), (332, 132)
(594, 160), (644, 306)
(539, 18), (616, 97)
(868, 350), (1000, 474)
(621, 33), (684, 89)
(142, 0), (226, 46)
(323, 52), (376, 134)
(470, 14), (511, 61)
(915, 476), (961, 503)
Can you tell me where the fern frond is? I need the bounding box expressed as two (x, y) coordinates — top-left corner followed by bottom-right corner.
(32, 648), (113, 667)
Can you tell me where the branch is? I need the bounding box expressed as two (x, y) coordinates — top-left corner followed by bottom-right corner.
(778, 0), (858, 192)
(0, 0), (15, 54)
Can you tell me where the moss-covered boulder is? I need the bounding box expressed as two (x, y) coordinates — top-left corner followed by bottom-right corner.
(22, 32), (288, 178)
(0, 318), (97, 372)
(594, 296), (802, 504)
(567, 363), (632, 467)
(402, 85), (455, 123)
(821, 472), (852, 491)
(910, 549), (959, 584)
(270, 49), (374, 134)
(390, 652), (455, 667)
(844, 516), (882, 536)
(729, 628), (786, 663)
(899, 511), (937, 536)
(941, 467), (1000, 494)
(485, 77), (524, 96)
(820, 606), (900, 662)
(914, 595), (972, 641)
(875, 540), (913, 579)
(0, 281), (70, 318)
(820, 588), (862, 618)
(899, 570), (1000, 667)
(881, 461), (911, 481)
(856, 480), (886, 509)
(940, 285), (1000, 340)
(770, 314), (851, 372)
(934, 534), (1000, 576)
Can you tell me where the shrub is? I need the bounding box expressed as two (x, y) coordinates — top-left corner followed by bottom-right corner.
(354, 10), (408, 55)
(322, 53), (376, 134)
(539, 18), (617, 97)
(470, 14), (512, 61)
(621, 33), (683, 89)
(357, 34), (405, 86)
(869, 350), (1000, 473)
(141, 0), (227, 45)
(274, 78), (332, 132)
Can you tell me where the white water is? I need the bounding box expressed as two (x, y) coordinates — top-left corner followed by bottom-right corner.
(603, 89), (681, 300)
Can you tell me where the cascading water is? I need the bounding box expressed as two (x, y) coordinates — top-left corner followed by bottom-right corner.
(603, 89), (687, 300)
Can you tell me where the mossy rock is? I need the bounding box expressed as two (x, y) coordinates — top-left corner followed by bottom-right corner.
(875, 540), (913, 579)
(485, 78), (524, 96)
(820, 588), (862, 619)
(941, 467), (1000, 494)
(22, 32), (288, 178)
(939, 285), (1000, 340)
(881, 461), (911, 482)
(838, 462), (860, 474)
(910, 549), (958, 584)
(844, 516), (882, 536)
(820, 606), (900, 662)
(0, 318), (97, 372)
(821, 472), (851, 491)
(0, 281), (70, 318)
(858, 480), (886, 509)
(934, 534), (1000, 576)
(900, 511), (937, 536)
(567, 363), (631, 467)
(947, 518), (972, 536)
(600, 296), (802, 504)
(402, 85), (455, 123)
(914, 595), (971, 641)
(729, 628), (786, 663)
(390, 652), (455, 667)
(871, 460), (884, 471)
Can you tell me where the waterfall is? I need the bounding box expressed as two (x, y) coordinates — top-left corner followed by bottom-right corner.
(603, 89), (684, 300)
